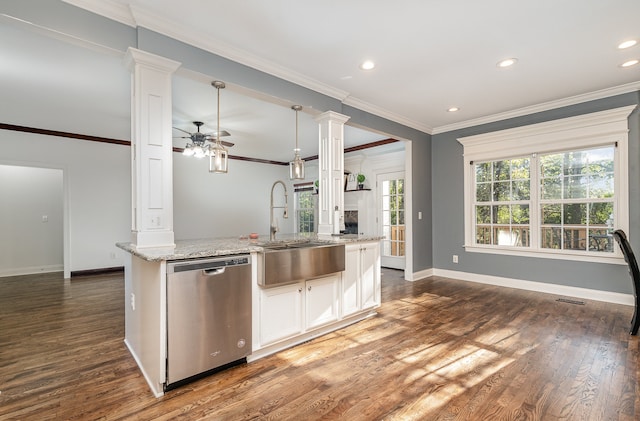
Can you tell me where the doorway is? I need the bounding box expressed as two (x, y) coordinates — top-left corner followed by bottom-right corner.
(0, 164), (65, 277)
(378, 171), (405, 270)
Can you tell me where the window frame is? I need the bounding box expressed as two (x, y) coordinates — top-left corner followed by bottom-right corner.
(294, 183), (315, 235)
(458, 105), (635, 265)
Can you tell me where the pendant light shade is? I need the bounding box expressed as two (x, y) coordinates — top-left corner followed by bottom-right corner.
(289, 105), (305, 180)
(210, 81), (229, 174)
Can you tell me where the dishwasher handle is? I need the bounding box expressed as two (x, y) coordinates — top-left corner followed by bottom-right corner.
(202, 267), (226, 276)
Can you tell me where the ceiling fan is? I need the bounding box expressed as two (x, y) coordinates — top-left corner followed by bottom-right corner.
(173, 121), (235, 148)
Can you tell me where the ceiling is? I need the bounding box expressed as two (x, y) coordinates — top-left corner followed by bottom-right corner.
(2, 1), (639, 162)
(67, 0), (640, 133)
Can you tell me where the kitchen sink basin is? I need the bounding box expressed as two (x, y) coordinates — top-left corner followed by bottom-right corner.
(258, 242), (345, 287)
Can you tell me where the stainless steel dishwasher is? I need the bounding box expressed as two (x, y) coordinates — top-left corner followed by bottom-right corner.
(165, 255), (251, 390)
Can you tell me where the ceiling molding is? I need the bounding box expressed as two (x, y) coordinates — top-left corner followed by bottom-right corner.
(62, 0), (137, 27)
(432, 82), (640, 135)
(127, 5), (351, 103)
(342, 96), (433, 134)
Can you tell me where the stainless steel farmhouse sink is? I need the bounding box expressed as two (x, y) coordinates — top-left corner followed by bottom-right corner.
(258, 242), (345, 287)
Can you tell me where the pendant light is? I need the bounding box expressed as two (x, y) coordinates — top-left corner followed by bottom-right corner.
(209, 81), (229, 173)
(289, 105), (305, 180)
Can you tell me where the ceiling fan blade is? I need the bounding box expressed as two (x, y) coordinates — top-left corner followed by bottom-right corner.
(220, 140), (235, 147)
(173, 127), (193, 135)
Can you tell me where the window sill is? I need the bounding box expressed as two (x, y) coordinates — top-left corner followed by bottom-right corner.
(463, 245), (627, 265)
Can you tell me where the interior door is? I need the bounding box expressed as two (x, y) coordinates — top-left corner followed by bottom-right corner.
(378, 171), (405, 269)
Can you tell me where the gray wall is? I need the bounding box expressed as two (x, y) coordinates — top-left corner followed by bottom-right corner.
(432, 92), (640, 294)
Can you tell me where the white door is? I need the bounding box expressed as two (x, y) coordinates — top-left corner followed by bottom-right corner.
(378, 172), (405, 269)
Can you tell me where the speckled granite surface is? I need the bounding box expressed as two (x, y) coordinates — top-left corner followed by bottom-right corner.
(116, 234), (383, 262)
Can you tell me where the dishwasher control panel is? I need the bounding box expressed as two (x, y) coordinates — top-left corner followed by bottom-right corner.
(168, 255), (250, 273)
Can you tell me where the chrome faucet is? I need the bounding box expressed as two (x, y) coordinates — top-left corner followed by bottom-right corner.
(270, 180), (289, 240)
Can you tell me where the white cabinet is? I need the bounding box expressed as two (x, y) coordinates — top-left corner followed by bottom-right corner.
(344, 241), (381, 314)
(259, 282), (303, 346)
(306, 273), (340, 330)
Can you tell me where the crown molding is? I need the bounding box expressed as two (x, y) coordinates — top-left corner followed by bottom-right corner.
(433, 81), (640, 135)
(342, 96), (433, 134)
(61, 0), (136, 27)
(127, 5), (351, 103)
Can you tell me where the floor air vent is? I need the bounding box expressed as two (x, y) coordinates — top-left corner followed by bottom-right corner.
(556, 298), (585, 305)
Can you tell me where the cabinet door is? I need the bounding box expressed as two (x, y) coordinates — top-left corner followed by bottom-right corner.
(306, 273), (340, 330)
(343, 244), (360, 317)
(361, 242), (380, 310)
(259, 282), (303, 346)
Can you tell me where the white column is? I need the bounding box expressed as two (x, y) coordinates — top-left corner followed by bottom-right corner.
(124, 48), (181, 248)
(315, 111), (350, 236)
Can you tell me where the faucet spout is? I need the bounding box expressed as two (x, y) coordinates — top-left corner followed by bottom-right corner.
(270, 180), (289, 241)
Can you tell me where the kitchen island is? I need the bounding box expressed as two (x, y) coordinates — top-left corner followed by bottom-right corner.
(117, 235), (382, 397)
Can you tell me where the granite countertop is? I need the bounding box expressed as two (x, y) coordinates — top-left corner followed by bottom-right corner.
(116, 233), (383, 262)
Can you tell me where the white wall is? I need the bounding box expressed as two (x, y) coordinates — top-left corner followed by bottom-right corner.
(0, 130), (131, 275)
(0, 165), (63, 276)
(173, 155), (296, 239)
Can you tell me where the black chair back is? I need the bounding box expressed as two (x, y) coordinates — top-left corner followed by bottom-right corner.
(612, 229), (640, 335)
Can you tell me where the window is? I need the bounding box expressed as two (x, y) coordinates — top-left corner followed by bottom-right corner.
(294, 183), (315, 234)
(459, 106), (634, 263)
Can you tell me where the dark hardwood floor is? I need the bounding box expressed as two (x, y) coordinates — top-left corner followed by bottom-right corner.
(1, 268), (638, 420)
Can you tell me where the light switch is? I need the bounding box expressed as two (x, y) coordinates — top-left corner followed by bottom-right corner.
(42, 215), (48, 223)
(418, 211), (422, 220)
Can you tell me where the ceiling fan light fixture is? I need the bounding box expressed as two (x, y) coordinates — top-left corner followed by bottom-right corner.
(210, 81), (229, 174)
(183, 144), (195, 156)
(209, 142), (229, 173)
(289, 105), (305, 180)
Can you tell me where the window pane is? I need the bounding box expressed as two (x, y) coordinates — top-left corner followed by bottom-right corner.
(541, 227), (562, 249)
(476, 226), (492, 244)
(541, 204), (561, 224)
(511, 158), (530, 179)
(563, 203), (586, 225)
(588, 202), (613, 225)
(513, 228), (530, 246)
(511, 204), (529, 224)
(398, 211), (405, 225)
(512, 180), (530, 200)
(476, 183), (491, 202)
(493, 181), (510, 201)
(493, 205), (510, 224)
(476, 162), (491, 182)
(541, 177), (562, 200)
(540, 154), (562, 178)
(564, 175), (587, 199)
(476, 205), (491, 224)
(493, 160), (510, 180)
(589, 173), (614, 198)
(588, 228), (613, 252)
(563, 228), (586, 250)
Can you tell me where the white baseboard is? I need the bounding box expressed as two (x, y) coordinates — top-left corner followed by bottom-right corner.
(0, 264), (63, 277)
(431, 268), (634, 306)
(406, 268), (433, 282)
(123, 339), (164, 398)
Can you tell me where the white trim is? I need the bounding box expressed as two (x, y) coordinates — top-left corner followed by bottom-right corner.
(464, 245), (627, 265)
(0, 264), (64, 278)
(124, 339), (164, 398)
(62, 0), (137, 27)
(407, 268), (434, 282)
(433, 82), (640, 134)
(458, 105), (635, 260)
(433, 269), (634, 306)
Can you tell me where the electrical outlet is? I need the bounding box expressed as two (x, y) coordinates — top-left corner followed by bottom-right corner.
(452, 255), (459, 263)
(130, 292), (135, 311)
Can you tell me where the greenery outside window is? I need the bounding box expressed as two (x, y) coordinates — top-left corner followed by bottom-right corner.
(459, 106), (634, 264)
(294, 183), (315, 234)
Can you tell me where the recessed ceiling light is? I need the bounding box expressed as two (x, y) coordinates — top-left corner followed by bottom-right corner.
(618, 40), (638, 49)
(360, 60), (375, 70)
(621, 59), (639, 68)
(497, 58), (518, 68)
(447, 107), (459, 112)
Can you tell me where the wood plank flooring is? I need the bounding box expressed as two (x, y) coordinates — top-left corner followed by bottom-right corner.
(1, 269), (638, 420)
